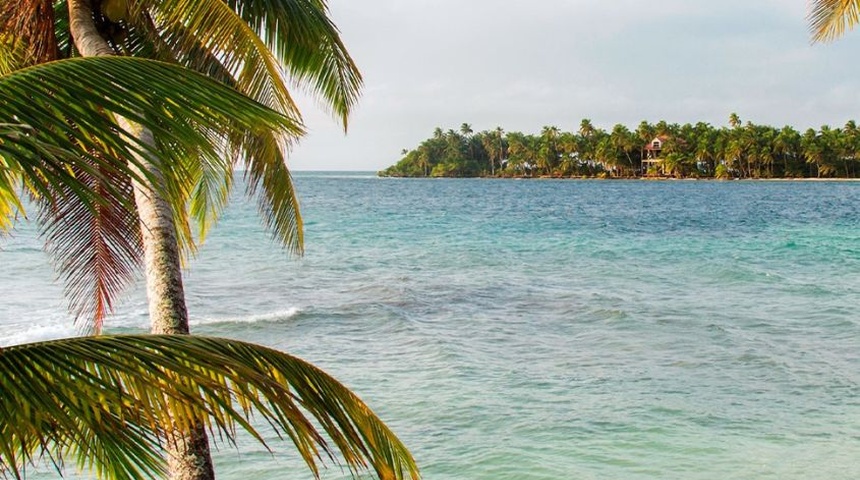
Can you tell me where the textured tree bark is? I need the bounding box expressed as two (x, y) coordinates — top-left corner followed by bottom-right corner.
(68, 2), (215, 478)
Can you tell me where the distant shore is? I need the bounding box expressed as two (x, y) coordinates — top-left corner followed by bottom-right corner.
(381, 120), (860, 180)
(378, 174), (860, 182)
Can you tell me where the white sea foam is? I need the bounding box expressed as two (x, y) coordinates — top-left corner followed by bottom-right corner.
(0, 322), (80, 347)
(189, 307), (301, 327)
(0, 309), (303, 345)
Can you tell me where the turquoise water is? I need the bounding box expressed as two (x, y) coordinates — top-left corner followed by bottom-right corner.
(2, 173), (859, 479)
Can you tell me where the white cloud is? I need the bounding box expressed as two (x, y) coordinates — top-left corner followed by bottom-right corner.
(288, 1), (860, 171)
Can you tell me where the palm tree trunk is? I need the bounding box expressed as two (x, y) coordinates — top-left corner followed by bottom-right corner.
(68, 2), (215, 479)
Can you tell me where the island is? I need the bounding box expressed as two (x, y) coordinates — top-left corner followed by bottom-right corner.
(379, 116), (860, 180)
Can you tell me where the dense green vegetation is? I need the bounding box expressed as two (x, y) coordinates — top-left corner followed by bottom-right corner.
(380, 117), (860, 179)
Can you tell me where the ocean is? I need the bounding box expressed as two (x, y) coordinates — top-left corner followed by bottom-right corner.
(2, 173), (859, 479)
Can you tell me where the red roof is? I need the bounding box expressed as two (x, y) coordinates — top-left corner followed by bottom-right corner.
(644, 135), (670, 151)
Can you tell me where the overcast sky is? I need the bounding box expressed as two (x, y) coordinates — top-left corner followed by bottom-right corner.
(287, 1), (860, 171)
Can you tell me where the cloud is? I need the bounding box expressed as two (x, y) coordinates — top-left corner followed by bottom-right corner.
(289, 1), (860, 170)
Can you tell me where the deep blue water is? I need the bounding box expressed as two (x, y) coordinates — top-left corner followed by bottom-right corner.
(2, 174), (859, 479)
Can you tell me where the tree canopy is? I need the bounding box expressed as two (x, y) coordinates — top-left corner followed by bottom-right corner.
(381, 118), (860, 180)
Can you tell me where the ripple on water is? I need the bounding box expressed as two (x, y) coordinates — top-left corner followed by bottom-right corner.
(4, 177), (860, 479)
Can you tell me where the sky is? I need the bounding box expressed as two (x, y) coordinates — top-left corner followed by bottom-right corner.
(287, 1), (860, 171)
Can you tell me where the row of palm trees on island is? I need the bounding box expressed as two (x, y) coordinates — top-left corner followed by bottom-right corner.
(380, 116), (860, 179)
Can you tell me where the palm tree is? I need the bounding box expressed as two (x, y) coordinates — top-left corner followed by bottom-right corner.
(459, 123), (476, 165)
(557, 131), (579, 176)
(802, 128), (825, 177)
(808, 0), (860, 41)
(578, 119), (595, 139)
(442, 129), (465, 176)
(842, 120), (860, 176)
(609, 124), (635, 176)
(817, 125), (843, 176)
(693, 123), (717, 176)
(505, 132), (537, 176)
(417, 149), (431, 177)
(479, 128), (504, 176)
(577, 119), (597, 166)
(460, 123), (474, 137)
(634, 121), (656, 175)
(0, 1), (418, 478)
(662, 152), (686, 178)
(495, 126), (505, 175)
(725, 119), (753, 178)
(3, 0), (360, 329)
(538, 126), (560, 175)
(728, 112), (742, 129)
(594, 137), (617, 176)
(1, 54), (417, 480)
(775, 126), (803, 177)
(0, 335), (419, 480)
(636, 120), (656, 146)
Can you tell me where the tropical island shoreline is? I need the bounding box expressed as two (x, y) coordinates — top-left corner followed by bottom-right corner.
(378, 174), (860, 182)
(379, 118), (860, 180)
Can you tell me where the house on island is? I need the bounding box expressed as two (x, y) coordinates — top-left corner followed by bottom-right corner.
(641, 135), (668, 175)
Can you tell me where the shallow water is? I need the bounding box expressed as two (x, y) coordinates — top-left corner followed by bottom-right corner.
(2, 174), (859, 479)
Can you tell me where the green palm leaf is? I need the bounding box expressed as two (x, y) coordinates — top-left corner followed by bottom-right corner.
(222, 0), (363, 127)
(0, 0), (60, 68)
(37, 163), (142, 334)
(0, 335), (420, 480)
(121, 16), (269, 247)
(143, 0), (361, 125)
(0, 56), (292, 213)
(809, 0), (860, 42)
(99, 1), (358, 250)
(0, 56), (305, 324)
(123, 2), (324, 251)
(142, 0), (300, 118)
(239, 129), (305, 252)
(0, 38), (24, 76)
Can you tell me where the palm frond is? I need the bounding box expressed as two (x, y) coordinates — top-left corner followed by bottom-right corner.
(0, 56), (298, 230)
(155, 133), (234, 256)
(0, 124), (32, 234)
(125, 9), (237, 87)
(0, 36), (24, 76)
(0, 0), (60, 66)
(224, 0), (363, 129)
(2, 57), (307, 319)
(145, 0), (301, 118)
(53, 0), (73, 58)
(809, 0), (860, 42)
(121, 3), (327, 249)
(108, 20), (304, 250)
(185, 145), (234, 245)
(121, 14), (242, 247)
(0, 160), (23, 235)
(240, 130), (304, 253)
(37, 163), (142, 334)
(0, 335), (419, 480)
(143, 0), (362, 128)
